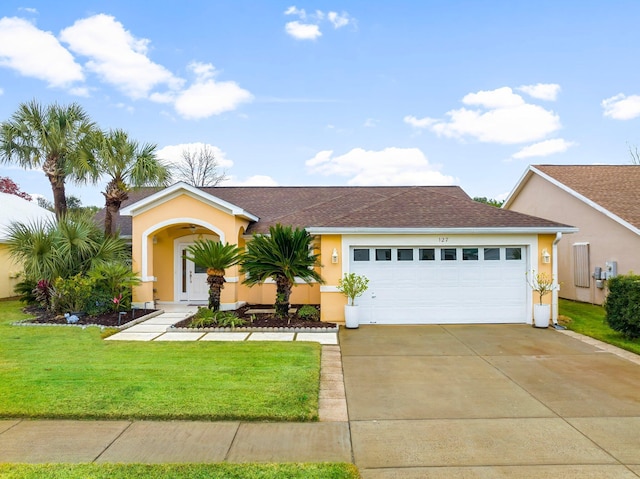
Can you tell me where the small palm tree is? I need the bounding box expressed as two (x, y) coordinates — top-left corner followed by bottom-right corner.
(0, 100), (97, 218)
(184, 240), (242, 311)
(92, 129), (171, 236)
(241, 224), (324, 319)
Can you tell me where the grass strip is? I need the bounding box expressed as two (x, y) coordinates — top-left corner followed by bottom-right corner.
(0, 463), (360, 479)
(0, 301), (320, 421)
(559, 298), (640, 355)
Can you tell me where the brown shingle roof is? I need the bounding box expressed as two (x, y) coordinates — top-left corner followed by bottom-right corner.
(107, 184), (572, 236)
(534, 165), (640, 229)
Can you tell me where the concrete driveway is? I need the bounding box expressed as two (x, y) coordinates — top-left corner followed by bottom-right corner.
(340, 325), (640, 478)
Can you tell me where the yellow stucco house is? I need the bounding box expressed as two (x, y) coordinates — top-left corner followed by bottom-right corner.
(0, 192), (55, 298)
(116, 182), (576, 325)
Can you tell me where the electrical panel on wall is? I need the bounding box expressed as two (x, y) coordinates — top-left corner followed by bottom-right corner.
(605, 261), (618, 279)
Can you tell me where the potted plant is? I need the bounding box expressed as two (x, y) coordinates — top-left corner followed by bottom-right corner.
(527, 271), (556, 328)
(337, 273), (369, 329)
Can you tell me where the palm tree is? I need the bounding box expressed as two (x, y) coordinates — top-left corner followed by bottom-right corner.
(241, 224), (324, 319)
(6, 213), (129, 282)
(92, 129), (171, 236)
(0, 100), (97, 218)
(184, 240), (242, 311)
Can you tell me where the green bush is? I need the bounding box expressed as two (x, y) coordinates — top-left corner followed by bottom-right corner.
(215, 311), (246, 328)
(88, 261), (141, 312)
(13, 278), (38, 304)
(604, 274), (640, 339)
(50, 274), (95, 314)
(297, 304), (320, 321)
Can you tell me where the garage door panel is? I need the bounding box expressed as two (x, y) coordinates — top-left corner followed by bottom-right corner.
(351, 245), (527, 325)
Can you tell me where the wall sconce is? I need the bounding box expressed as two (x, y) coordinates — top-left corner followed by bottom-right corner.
(152, 235), (158, 245)
(331, 248), (339, 264)
(541, 248), (550, 264)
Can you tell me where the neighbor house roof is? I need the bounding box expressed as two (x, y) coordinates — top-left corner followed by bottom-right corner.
(504, 165), (640, 234)
(105, 183), (574, 237)
(0, 192), (55, 242)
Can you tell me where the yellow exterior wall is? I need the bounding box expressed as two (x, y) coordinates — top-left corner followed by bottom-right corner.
(319, 234), (347, 323)
(536, 234), (555, 307)
(0, 245), (22, 298)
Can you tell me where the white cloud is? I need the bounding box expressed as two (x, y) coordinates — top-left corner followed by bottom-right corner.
(157, 142), (234, 169)
(172, 62), (253, 119)
(403, 115), (436, 128)
(306, 147), (457, 186)
(284, 6), (307, 18)
(0, 87), (3, 95)
(328, 11), (350, 28)
(18, 7), (38, 14)
(511, 138), (576, 159)
(363, 118), (377, 128)
(418, 87), (561, 144)
(285, 21), (321, 40)
(601, 93), (640, 120)
(223, 175), (279, 186)
(0, 17), (84, 88)
(60, 14), (183, 99)
(518, 83), (561, 101)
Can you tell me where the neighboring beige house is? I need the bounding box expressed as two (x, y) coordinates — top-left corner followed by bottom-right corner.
(0, 192), (55, 298)
(114, 182), (575, 325)
(504, 165), (640, 305)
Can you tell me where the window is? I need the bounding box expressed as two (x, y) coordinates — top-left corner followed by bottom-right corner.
(441, 248), (457, 261)
(463, 248), (478, 261)
(506, 248), (522, 260)
(397, 248), (414, 261)
(376, 248), (392, 261)
(484, 248), (500, 260)
(194, 264), (207, 274)
(419, 248), (435, 261)
(573, 243), (590, 288)
(353, 249), (370, 261)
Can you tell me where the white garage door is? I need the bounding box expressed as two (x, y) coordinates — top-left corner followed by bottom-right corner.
(350, 246), (528, 324)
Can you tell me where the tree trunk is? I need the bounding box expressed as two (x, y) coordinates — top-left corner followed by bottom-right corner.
(275, 276), (292, 320)
(103, 180), (129, 236)
(207, 274), (225, 311)
(43, 155), (67, 219)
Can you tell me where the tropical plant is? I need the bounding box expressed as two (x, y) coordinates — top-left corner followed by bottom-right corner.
(0, 100), (97, 218)
(526, 271), (556, 305)
(184, 240), (242, 311)
(297, 304), (320, 321)
(241, 224), (324, 319)
(88, 261), (141, 312)
(338, 273), (370, 306)
(5, 214), (129, 283)
(50, 274), (95, 314)
(91, 129), (171, 235)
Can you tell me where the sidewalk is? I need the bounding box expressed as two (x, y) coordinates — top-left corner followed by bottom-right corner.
(0, 419), (351, 464)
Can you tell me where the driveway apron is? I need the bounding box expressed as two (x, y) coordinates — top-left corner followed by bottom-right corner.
(340, 324), (640, 479)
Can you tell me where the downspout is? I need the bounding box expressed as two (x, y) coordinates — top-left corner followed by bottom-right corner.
(552, 232), (562, 326)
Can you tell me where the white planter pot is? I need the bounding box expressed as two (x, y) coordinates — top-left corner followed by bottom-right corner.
(533, 304), (550, 328)
(344, 305), (359, 329)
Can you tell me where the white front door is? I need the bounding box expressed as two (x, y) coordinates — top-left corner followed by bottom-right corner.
(179, 244), (209, 302)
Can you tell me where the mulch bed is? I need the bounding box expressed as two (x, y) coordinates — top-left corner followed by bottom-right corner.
(21, 306), (156, 328)
(174, 304), (336, 329)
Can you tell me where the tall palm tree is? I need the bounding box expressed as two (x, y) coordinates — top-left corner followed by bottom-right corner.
(241, 224), (324, 319)
(92, 129), (171, 236)
(0, 100), (97, 218)
(184, 240), (242, 311)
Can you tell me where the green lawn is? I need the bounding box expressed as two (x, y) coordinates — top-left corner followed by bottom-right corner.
(0, 300), (320, 421)
(559, 298), (640, 355)
(0, 463), (360, 479)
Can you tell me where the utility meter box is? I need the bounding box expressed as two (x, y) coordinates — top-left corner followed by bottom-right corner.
(605, 261), (618, 280)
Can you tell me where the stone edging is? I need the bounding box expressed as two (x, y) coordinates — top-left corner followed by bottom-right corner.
(169, 324), (339, 333)
(555, 328), (640, 366)
(12, 309), (163, 331)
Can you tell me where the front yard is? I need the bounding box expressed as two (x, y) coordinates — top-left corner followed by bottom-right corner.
(0, 300), (320, 421)
(559, 298), (640, 355)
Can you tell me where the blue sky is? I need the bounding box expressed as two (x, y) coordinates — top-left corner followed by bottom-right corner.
(1, 1), (639, 206)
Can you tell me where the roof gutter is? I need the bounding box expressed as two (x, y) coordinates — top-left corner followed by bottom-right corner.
(306, 226), (578, 235)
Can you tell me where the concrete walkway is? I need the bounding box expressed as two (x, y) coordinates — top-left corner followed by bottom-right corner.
(341, 325), (640, 478)
(105, 307), (338, 345)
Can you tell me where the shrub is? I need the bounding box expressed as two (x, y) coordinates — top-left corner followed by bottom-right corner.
(189, 309), (246, 328)
(13, 278), (38, 305)
(88, 261), (141, 312)
(50, 274), (95, 314)
(214, 312), (246, 328)
(297, 304), (320, 321)
(604, 274), (640, 339)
